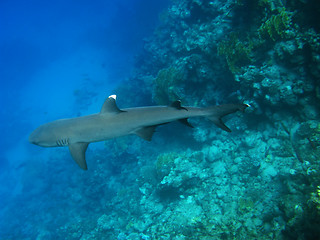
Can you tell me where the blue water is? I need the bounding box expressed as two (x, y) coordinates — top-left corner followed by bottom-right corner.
(0, 0), (169, 238)
(1, 0), (320, 239)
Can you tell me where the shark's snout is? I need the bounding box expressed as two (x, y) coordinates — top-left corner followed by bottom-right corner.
(29, 131), (40, 145)
(29, 124), (60, 147)
(29, 126), (47, 146)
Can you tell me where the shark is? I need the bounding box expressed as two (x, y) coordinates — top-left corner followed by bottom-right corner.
(29, 95), (248, 170)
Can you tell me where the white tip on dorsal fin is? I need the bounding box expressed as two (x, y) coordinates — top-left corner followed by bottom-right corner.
(100, 94), (125, 114)
(109, 94), (117, 100)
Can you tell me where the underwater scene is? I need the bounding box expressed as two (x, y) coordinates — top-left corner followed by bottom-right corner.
(1, 0), (320, 239)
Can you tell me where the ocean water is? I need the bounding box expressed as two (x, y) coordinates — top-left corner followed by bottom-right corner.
(1, 0), (320, 239)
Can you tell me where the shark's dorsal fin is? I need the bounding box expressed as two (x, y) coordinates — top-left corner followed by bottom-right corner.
(100, 95), (125, 114)
(170, 100), (188, 111)
(135, 125), (158, 141)
(69, 142), (89, 170)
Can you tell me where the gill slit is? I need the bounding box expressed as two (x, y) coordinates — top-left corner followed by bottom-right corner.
(56, 138), (69, 146)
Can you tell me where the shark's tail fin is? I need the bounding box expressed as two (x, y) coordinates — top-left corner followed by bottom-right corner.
(206, 104), (249, 132)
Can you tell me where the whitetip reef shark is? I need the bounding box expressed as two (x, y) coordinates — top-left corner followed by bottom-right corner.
(29, 95), (248, 170)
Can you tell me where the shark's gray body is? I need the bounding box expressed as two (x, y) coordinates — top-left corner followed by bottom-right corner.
(29, 95), (248, 170)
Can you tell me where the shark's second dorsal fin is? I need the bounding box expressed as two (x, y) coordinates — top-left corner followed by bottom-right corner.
(100, 95), (125, 114)
(170, 100), (188, 111)
(69, 142), (89, 170)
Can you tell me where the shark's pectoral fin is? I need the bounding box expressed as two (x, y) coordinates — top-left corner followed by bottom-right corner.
(69, 142), (89, 170)
(135, 125), (158, 141)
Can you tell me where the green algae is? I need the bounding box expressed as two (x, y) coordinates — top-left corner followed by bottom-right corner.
(155, 152), (179, 171)
(153, 67), (184, 105)
(218, 33), (254, 73)
(258, 8), (293, 41)
(238, 197), (255, 213)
